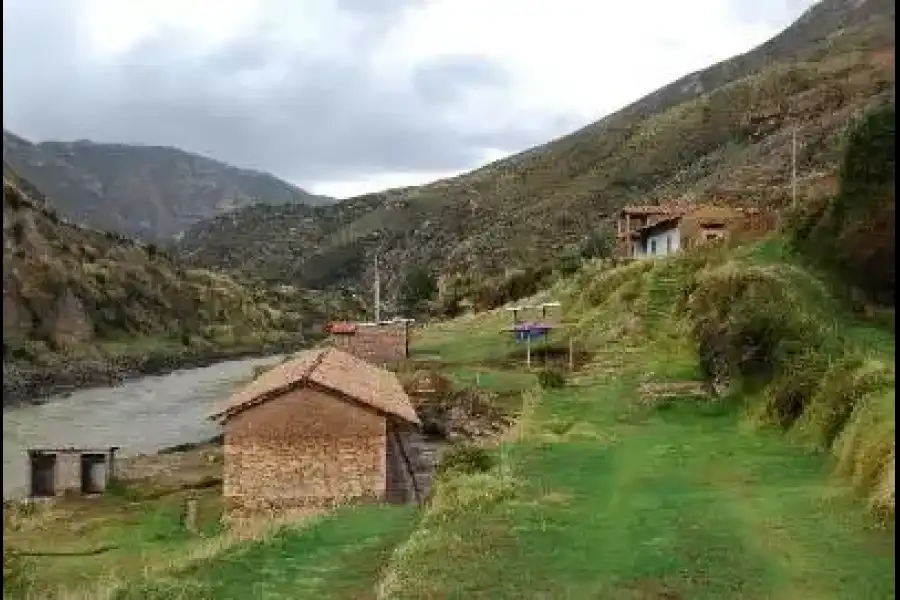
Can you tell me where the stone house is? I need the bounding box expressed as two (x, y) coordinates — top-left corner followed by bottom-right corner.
(326, 320), (411, 365)
(614, 203), (684, 258)
(213, 346), (422, 521)
(619, 203), (770, 259)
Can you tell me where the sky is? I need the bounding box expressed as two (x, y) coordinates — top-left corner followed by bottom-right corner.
(3, 0), (818, 199)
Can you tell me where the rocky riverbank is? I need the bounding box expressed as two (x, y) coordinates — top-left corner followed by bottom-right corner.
(2, 335), (311, 407)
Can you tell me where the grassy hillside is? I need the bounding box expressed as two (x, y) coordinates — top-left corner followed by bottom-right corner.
(175, 0), (895, 302)
(2, 166), (360, 401)
(2, 130), (333, 242)
(378, 235), (894, 599)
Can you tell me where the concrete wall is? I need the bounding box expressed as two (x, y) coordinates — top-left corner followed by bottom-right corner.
(329, 323), (408, 366)
(28, 448), (116, 497)
(635, 227), (681, 258)
(385, 422), (418, 504)
(223, 385), (387, 520)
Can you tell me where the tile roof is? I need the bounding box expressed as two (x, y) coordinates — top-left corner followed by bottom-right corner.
(213, 347), (420, 425)
(618, 205), (679, 216)
(326, 321), (359, 334)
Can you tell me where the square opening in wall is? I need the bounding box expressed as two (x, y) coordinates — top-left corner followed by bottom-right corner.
(80, 453), (108, 495)
(30, 452), (57, 498)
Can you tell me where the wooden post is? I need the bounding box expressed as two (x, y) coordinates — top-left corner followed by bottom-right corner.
(526, 335), (532, 369)
(568, 337), (574, 373)
(183, 495), (199, 534)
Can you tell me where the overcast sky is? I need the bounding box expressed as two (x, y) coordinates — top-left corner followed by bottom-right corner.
(3, 0), (817, 198)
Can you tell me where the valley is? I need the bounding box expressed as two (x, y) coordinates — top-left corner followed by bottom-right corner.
(2, 0), (895, 598)
(2, 166), (361, 405)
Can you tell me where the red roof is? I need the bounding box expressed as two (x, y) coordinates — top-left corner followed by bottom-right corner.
(327, 321), (358, 335)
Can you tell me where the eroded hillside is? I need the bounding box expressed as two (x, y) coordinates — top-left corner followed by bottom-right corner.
(2, 166), (355, 370)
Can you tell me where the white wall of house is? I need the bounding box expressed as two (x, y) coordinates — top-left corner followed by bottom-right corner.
(635, 227), (681, 258)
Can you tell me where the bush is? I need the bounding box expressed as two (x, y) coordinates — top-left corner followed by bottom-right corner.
(759, 349), (830, 427)
(473, 266), (554, 311)
(399, 266), (438, 316)
(683, 261), (825, 394)
(537, 368), (567, 389)
(556, 247), (583, 277)
(436, 444), (494, 477)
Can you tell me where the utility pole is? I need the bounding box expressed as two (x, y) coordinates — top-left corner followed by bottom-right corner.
(374, 253), (381, 323)
(791, 126), (797, 208)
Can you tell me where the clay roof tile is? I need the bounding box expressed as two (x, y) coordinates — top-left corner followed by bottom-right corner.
(214, 347), (420, 424)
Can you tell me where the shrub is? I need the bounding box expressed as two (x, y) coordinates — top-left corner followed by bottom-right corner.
(537, 368), (566, 389)
(683, 261), (825, 394)
(436, 444), (494, 477)
(758, 349), (830, 428)
(556, 247), (583, 277)
(399, 266), (438, 316)
(795, 356), (894, 448)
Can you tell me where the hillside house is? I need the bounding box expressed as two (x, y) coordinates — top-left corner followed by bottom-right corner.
(619, 203), (769, 259)
(213, 346), (422, 521)
(614, 204), (685, 258)
(326, 319), (412, 365)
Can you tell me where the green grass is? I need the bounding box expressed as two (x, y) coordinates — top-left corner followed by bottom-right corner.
(3, 486), (225, 599)
(115, 505), (417, 600)
(381, 237), (895, 599)
(383, 370), (895, 600)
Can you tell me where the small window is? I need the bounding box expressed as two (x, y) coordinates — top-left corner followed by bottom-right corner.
(649, 239), (657, 255)
(666, 235), (672, 254)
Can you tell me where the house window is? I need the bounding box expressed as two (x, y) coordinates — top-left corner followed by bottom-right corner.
(649, 239), (657, 255)
(666, 235), (672, 254)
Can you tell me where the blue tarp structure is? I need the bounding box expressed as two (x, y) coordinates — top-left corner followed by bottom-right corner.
(510, 322), (554, 342)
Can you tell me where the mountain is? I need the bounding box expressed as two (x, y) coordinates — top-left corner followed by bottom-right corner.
(2, 164), (356, 370)
(1, 131), (333, 242)
(176, 0), (894, 302)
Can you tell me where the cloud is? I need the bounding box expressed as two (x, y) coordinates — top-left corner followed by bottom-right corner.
(3, 0), (818, 197)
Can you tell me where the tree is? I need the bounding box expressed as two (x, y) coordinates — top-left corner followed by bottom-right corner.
(579, 230), (612, 260)
(399, 266), (438, 316)
(556, 246), (582, 276)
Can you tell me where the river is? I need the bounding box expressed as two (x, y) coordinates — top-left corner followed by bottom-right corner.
(2, 354), (284, 499)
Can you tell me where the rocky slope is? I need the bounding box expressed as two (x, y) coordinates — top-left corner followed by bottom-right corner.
(2, 131), (333, 242)
(176, 0), (894, 302)
(2, 166), (360, 402)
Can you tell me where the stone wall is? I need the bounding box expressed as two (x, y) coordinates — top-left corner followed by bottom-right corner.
(329, 323), (408, 366)
(385, 422), (418, 504)
(223, 386), (387, 520)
